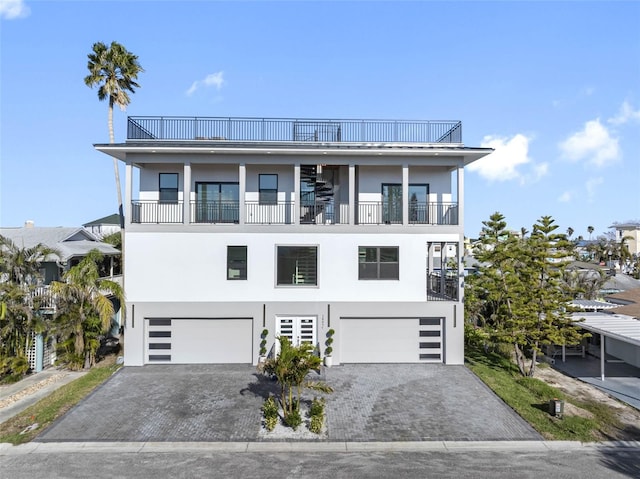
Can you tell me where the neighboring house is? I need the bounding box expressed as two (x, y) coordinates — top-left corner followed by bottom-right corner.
(611, 222), (640, 256)
(0, 223), (122, 371)
(83, 213), (121, 239)
(95, 116), (492, 366)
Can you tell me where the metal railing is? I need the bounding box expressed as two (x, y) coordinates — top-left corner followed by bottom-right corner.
(356, 202), (459, 225)
(190, 201), (239, 224)
(427, 273), (459, 301)
(129, 200), (457, 225)
(300, 201), (349, 224)
(127, 117), (462, 144)
(245, 201), (294, 224)
(132, 200), (184, 224)
(409, 203), (458, 225)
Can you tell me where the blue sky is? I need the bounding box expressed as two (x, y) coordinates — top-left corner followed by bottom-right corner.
(1, 0), (639, 239)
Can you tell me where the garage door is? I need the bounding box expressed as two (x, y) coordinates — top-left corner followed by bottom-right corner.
(145, 318), (253, 364)
(340, 317), (442, 363)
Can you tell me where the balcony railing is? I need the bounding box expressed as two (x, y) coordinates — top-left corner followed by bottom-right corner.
(127, 117), (462, 144)
(427, 273), (459, 301)
(357, 202), (458, 225)
(130, 200), (458, 225)
(300, 201), (349, 225)
(132, 201), (183, 224)
(245, 201), (294, 225)
(190, 201), (239, 224)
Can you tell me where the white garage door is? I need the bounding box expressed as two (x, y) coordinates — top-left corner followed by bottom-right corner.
(340, 317), (442, 363)
(145, 318), (253, 364)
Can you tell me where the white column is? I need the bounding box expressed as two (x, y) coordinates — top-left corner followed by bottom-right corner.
(239, 164), (246, 225)
(456, 162), (464, 227)
(183, 162), (191, 224)
(125, 163), (133, 227)
(601, 335), (605, 381)
(402, 164), (409, 225)
(349, 164), (356, 225)
(294, 164), (301, 225)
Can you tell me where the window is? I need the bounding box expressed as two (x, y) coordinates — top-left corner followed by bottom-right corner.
(227, 246), (247, 280)
(358, 247), (399, 280)
(259, 174), (278, 205)
(159, 173), (179, 203)
(277, 246), (317, 286)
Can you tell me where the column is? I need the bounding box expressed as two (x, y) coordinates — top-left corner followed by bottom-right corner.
(239, 164), (246, 225)
(402, 164), (409, 225)
(183, 162), (191, 224)
(125, 163), (133, 227)
(294, 163), (301, 225)
(456, 162), (464, 227)
(349, 164), (356, 225)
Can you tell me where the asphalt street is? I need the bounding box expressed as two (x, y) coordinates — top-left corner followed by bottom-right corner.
(1, 442), (639, 479)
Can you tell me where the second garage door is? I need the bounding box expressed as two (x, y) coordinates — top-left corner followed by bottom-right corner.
(340, 317), (442, 363)
(146, 318), (253, 364)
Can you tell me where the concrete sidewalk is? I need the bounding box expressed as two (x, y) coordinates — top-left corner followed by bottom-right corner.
(2, 439), (640, 455)
(0, 369), (87, 424)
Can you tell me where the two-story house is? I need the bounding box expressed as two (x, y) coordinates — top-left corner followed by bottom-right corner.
(95, 116), (492, 366)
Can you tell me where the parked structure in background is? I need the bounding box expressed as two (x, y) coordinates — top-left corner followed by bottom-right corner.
(0, 223), (121, 371)
(95, 116), (492, 366)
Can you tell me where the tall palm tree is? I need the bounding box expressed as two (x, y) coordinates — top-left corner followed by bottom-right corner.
(84, 41), (144, 230)
(51, 250), (124, 369)
(587, 226), (594, 241)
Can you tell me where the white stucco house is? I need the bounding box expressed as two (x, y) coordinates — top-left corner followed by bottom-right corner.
(95, 116), (492, 366)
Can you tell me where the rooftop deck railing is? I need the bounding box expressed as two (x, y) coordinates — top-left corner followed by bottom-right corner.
(127, 117), (462, 144)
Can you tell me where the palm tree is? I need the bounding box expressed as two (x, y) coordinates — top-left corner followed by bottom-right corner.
(51, 250), (124, 369)
(0, 236), (57, 379)
(566, 227), (574, 239)
(84, 41), (144, 231)
(587, 226), (594, 241)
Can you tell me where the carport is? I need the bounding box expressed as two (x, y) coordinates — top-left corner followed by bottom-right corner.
(574, 312), (640, 381)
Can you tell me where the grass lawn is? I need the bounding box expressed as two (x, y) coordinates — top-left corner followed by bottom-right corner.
(465, 347), (621, 441)
(0, 363), (120, 445)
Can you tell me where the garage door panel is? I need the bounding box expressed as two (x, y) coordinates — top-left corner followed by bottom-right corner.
(341, 317), (442, 363)
(145, 318), (252, 364)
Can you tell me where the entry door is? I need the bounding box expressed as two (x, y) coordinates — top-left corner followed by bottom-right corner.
(276, 316), (317, 347)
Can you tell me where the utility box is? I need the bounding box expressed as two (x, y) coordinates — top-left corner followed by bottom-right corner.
(549, 398), (564, 418)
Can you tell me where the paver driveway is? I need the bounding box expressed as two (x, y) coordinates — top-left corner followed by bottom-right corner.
(36, 364), (540, 442)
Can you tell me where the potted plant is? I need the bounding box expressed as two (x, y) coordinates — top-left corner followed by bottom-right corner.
(324, 328), (335, 367)
(259, 329), (268, 363)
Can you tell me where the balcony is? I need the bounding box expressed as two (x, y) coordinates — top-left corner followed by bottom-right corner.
(127, 117), (462, 144)
(130, 200), (458, 226)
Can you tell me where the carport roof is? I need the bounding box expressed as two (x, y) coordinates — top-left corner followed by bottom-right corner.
(574, 312), (640, 347)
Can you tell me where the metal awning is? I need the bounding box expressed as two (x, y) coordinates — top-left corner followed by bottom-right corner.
(572, 312), (640, 380)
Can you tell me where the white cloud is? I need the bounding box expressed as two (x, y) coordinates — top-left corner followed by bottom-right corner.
(585, 177), (603, 202)
(468, 134), (540, 183)
(608, 100), (640, 125)
(558, 119), (620, 168)
(186, 71), (225, 96)
(558, 191), (573, 203)
(0, 0), (30, 19)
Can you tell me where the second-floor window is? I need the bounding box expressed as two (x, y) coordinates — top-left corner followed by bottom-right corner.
(159, 173), (179, 203)
(358, 246), (399, 280)
(277, 246), (317, 286)
(259, 174), (278, 205)
(227, 246), (247, 280)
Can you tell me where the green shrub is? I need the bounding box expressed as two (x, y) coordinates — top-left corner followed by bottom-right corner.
(309, 397), (325, 417)
(309, 414), (324, 434)
(262, 396), (279, 418)
(264, 415), (278, 431)
(283, 409), (302, 430)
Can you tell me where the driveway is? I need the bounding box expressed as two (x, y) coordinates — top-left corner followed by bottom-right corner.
(36, 364), (540, 442)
